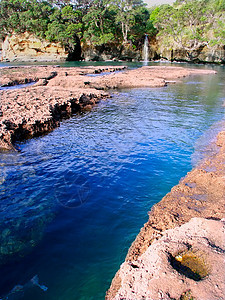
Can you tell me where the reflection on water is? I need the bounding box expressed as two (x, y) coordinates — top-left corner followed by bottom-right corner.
(0, 66), (224, 300)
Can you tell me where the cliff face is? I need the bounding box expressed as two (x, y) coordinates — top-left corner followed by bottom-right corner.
(81, 43), (142, 62)
(1, 32), (225, 63)
(159, 47), (225, 64)
(153, 36), (225, 64)
(1, 32), (68, 62)
(0, 34), (150, 63)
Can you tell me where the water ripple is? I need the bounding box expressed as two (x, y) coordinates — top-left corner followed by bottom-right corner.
(0, 69), (225, 299)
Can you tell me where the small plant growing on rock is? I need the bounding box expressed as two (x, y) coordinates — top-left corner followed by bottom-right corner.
(170, 249), (210, 281)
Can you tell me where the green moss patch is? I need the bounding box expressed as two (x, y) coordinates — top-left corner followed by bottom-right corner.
(170, 249), (210, 281)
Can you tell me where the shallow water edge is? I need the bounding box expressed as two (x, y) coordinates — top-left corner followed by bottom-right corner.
(0, 64), (224, 300)
(106, 125), (225, 299)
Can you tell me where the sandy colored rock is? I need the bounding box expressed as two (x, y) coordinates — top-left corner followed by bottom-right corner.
(2, 32), (68, 62)
(113, 218), (225, 300)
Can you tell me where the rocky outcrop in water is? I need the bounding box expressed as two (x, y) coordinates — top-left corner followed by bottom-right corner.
(0, 66), (122, 150)
(46, 66), (216, 90)
(106, 128), (225, 299)
(0, 66), (216, 151)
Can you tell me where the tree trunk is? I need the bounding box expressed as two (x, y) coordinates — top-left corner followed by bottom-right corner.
(122, 21), (128, 43)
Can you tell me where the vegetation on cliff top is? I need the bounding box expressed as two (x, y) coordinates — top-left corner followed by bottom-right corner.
(151, 0), (225, 54)
(0, 0), (155, 51)
(0, 0), (224, 59)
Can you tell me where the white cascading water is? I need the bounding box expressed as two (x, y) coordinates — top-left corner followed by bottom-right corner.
(143, 35), (149, 66)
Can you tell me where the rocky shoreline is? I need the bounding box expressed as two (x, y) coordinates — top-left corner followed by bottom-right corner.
(106, 126), (225, 299)
(0, 65), (125, 150)
(1, 65), (223, 299)
(0, 65), (216, 151)
(0, 66), (225, 300)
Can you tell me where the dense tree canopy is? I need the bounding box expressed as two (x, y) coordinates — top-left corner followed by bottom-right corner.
(0, 0), (151, 48)
(151, 0), (225, 52)
(0, 0), (224, 59)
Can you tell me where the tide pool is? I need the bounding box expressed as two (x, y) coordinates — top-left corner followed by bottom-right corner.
(0, 65), (224, 300)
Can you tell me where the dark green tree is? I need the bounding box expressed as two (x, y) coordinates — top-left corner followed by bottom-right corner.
(0, 0), (53, 40)
(82, 0), (117, 45)
(151, 0), (225, 55)
(111, 0), (147, 43)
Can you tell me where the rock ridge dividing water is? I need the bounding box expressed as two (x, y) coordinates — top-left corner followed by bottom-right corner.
(0, 66), (126, 150)
(0, 65), (216, 151)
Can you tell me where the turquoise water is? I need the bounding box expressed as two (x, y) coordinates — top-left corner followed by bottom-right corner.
(0, 65), (225, 300)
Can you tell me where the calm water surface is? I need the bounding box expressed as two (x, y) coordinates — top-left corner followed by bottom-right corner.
(0, 64), (225, 300)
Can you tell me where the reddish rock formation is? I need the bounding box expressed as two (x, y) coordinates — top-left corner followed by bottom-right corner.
(0, 66), (126, 150)
(47, 66), (217, 90)
(0, 65), (216, 151)
(0, 86), (109, 150)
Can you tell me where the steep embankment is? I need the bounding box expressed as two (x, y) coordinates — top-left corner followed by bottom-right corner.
(156, 43), (225, 64)
(1, 32), (224, 64)
(1, 33), (142, 62)
(1, 32), (68, 62)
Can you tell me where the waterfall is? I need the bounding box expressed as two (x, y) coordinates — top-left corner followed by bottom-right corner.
(143, 35), (149, 66)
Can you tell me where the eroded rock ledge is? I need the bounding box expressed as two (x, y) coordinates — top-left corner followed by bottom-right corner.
(0, 65), (223, 298)
(111, 218), (225, 300)
(0, 65), (216, 151)
(0, 66), (126, 150)
(106, 129), (225, 300)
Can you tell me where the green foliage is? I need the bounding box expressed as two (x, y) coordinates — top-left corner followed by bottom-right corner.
(112, 0), (147, 43)
(151, 0), (225, 52)
(0, 0), (224, 55)
(0, 0), (53, 39)
(45, 6), (82, 47)
(0, 0), (150, 48)
(82, 0), (117, 45)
